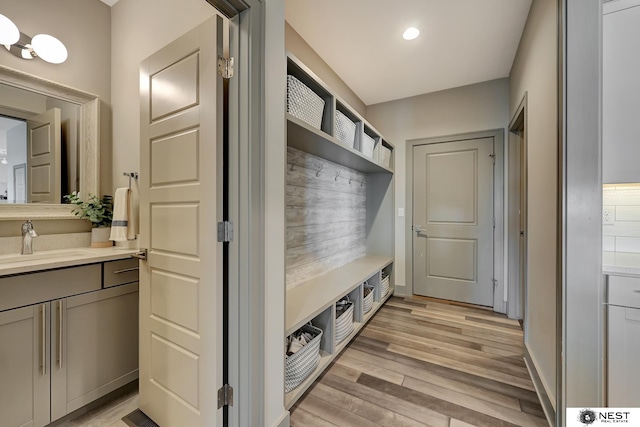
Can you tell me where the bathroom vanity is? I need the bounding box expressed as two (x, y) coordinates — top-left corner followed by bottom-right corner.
(603, 252), (640, 406)
(0, 248), (139, 427)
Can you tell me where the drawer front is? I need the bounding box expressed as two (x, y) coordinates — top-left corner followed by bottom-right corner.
(608, 275), (640, 309)
(103, 258), (139, 288)
(0, 264), (101, 312)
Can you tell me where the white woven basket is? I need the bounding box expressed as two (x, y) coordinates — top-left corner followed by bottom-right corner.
(335, 110), (356, 148)
(285, 324), (323, 393)
(379, 145), (392, 168)
(361, 133), (375, 159)
(287, 75), (325, 130)
(335, 302), (354, 344)
(381, 276), (390, 298)
(363, 284), (374, 314)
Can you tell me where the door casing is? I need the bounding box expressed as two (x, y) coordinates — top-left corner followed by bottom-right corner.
(405, 129), (505, 313)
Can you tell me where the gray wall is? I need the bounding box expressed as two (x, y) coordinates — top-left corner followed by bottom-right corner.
(285, 22), (367, 117)
(509, 0), (558, 407)
(366, 79), (510, 296)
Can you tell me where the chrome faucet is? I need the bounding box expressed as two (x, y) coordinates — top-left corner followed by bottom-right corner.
(21, 220), (38, 255)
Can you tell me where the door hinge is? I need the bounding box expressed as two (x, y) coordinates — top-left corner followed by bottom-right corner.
(493, 217), (496, 229)
(217, 221), (234, 242)
(492, 278), (498, 288)
(217, 56), (234, 79)
(218, 384), (234, 408)
(489, 153), (496, 165)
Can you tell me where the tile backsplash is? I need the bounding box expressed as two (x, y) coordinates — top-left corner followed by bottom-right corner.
(603, 184), (640, 252)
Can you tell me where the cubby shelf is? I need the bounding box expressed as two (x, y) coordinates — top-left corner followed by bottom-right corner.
(286, 256), (393, 335)
(284, 281), (394, 409)
(284, 51), (395, 410)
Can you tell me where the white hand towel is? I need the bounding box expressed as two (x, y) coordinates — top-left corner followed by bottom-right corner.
(109, 188), (135, 242)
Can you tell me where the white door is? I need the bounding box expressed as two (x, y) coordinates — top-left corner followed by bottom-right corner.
(27, 108), (61, 203)
(139, 16), (224, 427)
(412, 137), (494, 306)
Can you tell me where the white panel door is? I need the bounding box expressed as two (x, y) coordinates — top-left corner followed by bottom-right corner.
(413, 138), (494, 306)
(139, 16), (224, 427)
(27, 108), (61, 203)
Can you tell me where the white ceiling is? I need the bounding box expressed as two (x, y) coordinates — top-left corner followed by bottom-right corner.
(99, 0), (119, 6)
(286, 0), (532, 105)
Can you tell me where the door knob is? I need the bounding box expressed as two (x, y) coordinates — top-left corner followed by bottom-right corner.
(414, 225), (427, 235)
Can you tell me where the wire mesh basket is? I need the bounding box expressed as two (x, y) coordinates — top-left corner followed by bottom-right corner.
(284, 323), (322, 393)
(287, 75), (325, 130)
(335, 110), (356, 148)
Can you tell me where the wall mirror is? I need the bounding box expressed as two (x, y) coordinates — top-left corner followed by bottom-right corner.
(0, 64), (99, 220)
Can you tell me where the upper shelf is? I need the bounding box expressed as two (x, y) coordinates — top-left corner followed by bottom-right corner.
(286, 53), (394, 174)
(287, 114), (393, 174)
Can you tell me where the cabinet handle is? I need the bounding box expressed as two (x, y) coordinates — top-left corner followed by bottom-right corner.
(113, 267), (139, 274)
(40, 304), (46, 376)
(57, 301), (63, 369)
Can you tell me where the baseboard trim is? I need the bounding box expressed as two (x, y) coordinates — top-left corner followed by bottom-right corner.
(524, 346), (556, 427)
(394, 284), (406, 296)
(273, 411), (290, 427)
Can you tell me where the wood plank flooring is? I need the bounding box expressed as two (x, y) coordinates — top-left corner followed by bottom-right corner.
(290, 296), (549, 427)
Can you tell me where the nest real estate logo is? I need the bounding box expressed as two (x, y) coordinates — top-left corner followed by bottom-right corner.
(568, 408), (636, 426)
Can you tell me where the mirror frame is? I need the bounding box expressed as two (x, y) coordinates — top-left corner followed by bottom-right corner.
(0, 64), (99, 220)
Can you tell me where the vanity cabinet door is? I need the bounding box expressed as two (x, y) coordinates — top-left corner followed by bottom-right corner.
(50, 283), (139, 421)
(0, 305), (50, 427)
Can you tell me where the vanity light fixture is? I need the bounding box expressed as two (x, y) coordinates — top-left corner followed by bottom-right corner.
(1, 158), (7, 165)
(0, 14), (68, 64)
(402, 27), (420, 41)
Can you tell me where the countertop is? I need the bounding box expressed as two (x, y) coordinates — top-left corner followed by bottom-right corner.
(603, 251), (640, 277)
(0, 247), (139, 277)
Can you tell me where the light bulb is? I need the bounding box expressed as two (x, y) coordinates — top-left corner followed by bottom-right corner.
(32, 34), (67, 64)
(0, 14), (19, 46)
(1, 158), (7, 165)
(403, 27), (420, 41)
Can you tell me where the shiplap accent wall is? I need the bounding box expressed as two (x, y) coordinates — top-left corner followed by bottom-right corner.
(286, 147), (367, 289)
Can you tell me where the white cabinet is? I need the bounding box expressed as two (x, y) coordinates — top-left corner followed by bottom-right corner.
(607, 275), (640, 406)
(603, 3), (640, 183)
(0, 305), (50, 427)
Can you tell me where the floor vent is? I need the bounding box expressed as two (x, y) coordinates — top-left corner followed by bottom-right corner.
(122, 409), (160, 427)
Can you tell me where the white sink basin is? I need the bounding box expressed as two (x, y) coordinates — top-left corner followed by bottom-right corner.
(0, 250), (92, 265)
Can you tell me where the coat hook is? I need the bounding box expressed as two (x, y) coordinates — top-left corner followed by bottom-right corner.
(349, 177), (353, 184)
(290, 157), (298, 172)
(335, 171), (341, 181)
(316, 164), (323, 177)
(360, 180), (364, 187)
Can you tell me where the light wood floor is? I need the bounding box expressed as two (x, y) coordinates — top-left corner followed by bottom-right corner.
(290, 296), (549, 427)
(53, 388), (137, 427)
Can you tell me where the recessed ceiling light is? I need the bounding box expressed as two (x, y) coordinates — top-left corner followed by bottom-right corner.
(403, 27), (420, 41)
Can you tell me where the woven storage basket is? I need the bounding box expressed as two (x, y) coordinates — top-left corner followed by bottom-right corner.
(363, 284), (374, 314)
(361, 133), (375, 159)
(379, 145), (392, 168)
(381, 276), (390, 298)
(287, 75), (325, 130)
(285, 324), (323, 393)
(335, 110), (356, 148)
(335, 301), (354, 344)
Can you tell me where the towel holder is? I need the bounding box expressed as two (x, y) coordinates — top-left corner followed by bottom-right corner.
(123, 172), (139, 188)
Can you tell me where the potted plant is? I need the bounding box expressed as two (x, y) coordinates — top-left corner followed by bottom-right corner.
(65, 192), (114, 248)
